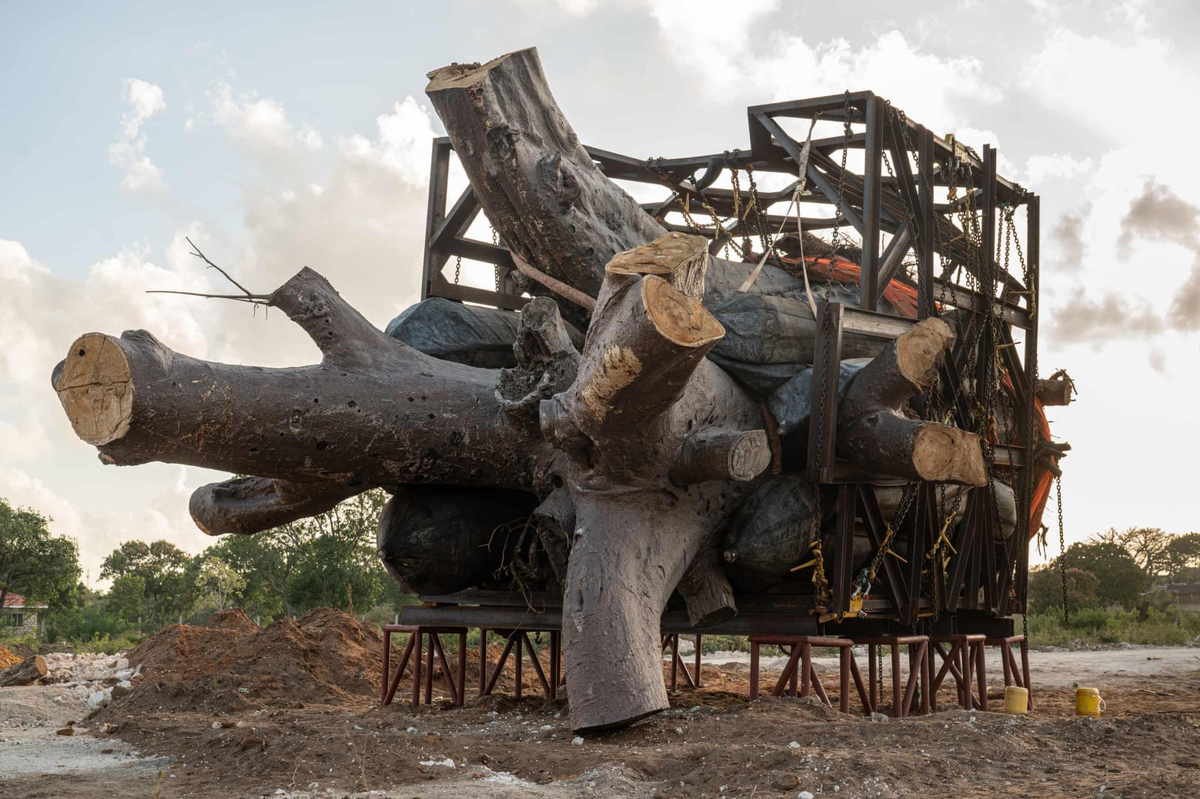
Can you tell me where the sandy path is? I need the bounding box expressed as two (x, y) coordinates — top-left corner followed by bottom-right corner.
(698, 644), (1200, 689)
(0, 685), (171, 782)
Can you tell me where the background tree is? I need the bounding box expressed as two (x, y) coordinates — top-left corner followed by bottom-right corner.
(1166, 533), (1200, 582)
(1060, 541), (1146, 608)
(0, 497), (81, 613)
(1101, 527), (1173, 581)
(280, 491), (388, 615)
(194, 557), (246, 611)
(203, 533), (293, 619)
(105, 574), (146, 623)
(201, 489), (395, 619)
(100, 539), (192, 626)
(1028, 566), (1100, 615)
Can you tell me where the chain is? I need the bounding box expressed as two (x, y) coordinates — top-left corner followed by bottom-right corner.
(746, 166), (772, 258)
(1056, 475), (1069, 622)
(674, 194), (745, 260)
(877, 647), (884, 704)
(829, 92), (852, 262)
(453, 255), (462, 285)
(731, 166), (755, 260)
(491, 225), (503, 291)
(852, 483), (917, 607)
(729, 164), (743, 220)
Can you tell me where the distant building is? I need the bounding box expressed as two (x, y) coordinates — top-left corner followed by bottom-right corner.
(1163, 583), (1200, 612)
(1, 593), (46, 634)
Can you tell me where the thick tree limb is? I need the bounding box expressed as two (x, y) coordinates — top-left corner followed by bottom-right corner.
(52, 269), (555, 496)
(189, 476), (359, 536)
(1036, 373), (1074, 406)
(670, 429), (771, 486)
(426, 48), (807, 327)
(838, 318), (988, 486)
(0, 656), (47, 687)
(677, 545), (738, 627)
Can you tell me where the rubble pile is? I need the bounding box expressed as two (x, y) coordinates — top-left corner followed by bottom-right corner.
(26, 653), (143, 712)
(99, 607), (384, 717)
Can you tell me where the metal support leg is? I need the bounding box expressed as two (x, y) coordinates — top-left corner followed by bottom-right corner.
(750, 641), (760, 699)
(424, 634), (434, 705)
(890, 643), (902, 716)
(868, 644), (878, 713)
(411, 629), (422, 707)
(514, 633), (523, 700)
(839, 646), (851, 714)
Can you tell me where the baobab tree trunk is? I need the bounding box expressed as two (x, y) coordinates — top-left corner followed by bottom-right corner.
(544, 234), (768, 731)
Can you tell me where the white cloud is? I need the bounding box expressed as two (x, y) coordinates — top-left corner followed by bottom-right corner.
(339, 97), (437, 186)
(1023, 153), (1093, 186)
(0, 465), (206, 586)
(0, 415), (51, 461)
(756, 30), (1000, 131)
(1021, 27), (1188, 145)
(644, 0), (778, 96)
(551, 0), (604, 14)
(638, 0), (1000, 134)
(207, 82), (324, 155)
(108, 78), (166, 193)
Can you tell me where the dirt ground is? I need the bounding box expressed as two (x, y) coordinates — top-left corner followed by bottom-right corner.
(3, 619), (1199, 799)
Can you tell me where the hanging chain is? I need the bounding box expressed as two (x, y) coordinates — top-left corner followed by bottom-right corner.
(674, 194), (746, 260)
(730, 164), (755, 260)
(453, 255), (462, 285)
(746, 166), (772, 258)
(852, 483), (917, 608)
(1056, 475), (1070, 622)
(829, 91), (852, 262)
(491, 226), (504, 292)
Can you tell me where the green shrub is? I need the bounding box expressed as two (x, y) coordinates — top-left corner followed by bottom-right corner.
(79, 632), (144, 654)
(1027, 605), (1200, 648)
(1066, 607), (1110, 631)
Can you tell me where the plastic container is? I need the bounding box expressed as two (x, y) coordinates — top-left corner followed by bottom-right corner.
(1003, 685), (1029, 714)
(1075, 687), (1104, 718)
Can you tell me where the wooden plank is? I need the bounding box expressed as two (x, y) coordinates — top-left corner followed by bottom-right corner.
(841, 307), (915, 339)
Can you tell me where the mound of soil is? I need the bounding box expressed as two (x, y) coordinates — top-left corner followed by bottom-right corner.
(102, 607), (383, 716)
(0, 645), (20, 669)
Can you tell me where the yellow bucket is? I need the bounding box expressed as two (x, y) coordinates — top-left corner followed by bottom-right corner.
(1003, 685), (1029, 715)
(1075, 687), (1104, 718)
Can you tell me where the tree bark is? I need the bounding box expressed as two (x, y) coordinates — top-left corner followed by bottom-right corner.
(1036, 375), (1073, 406)
(425, 48), (807, 328)
(838, 318), (988, 486)
(545, 234), (767, 732)
(677, 545), (738, 627)
(0, 655), (47, 687)
(189, 477), (358, 537)
(52, 269), (557, 512)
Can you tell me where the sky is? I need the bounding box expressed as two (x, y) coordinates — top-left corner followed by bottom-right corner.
(2, 0), (1199, 585)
